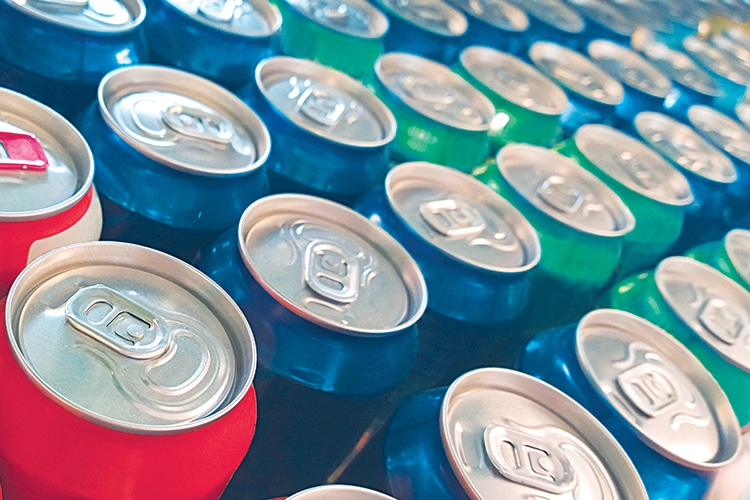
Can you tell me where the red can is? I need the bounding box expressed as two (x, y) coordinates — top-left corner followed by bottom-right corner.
(0, 242), (258, 499)
(0, 88), (102, 298)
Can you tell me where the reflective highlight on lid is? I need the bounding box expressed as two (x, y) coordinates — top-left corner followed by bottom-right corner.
(688, 105), (750, 165)
(640, 41), (720, 97)
(164, 0), (282, 37)
(378, 0), (467, 36)
(567, 0), (636, 36)
(588, 40), (672, 99)
(683, 36), (750, 85)
(7, 0), (144, 32)
(284, 0), (389, 38)
(447, 0), (528, 31)
(510, 0), (584, 34)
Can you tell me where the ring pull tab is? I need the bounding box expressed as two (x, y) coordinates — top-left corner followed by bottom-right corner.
(419, 199), (486, 238)
(398, 74), (457, 105)
(699, 298), (746, 345)
(0, 132), (48, 171)
(199, 0), (240, 22)
(161, 105), (233, 145)
(537, 175), (584, 214)
(616, 362), (679, 417)
(304, 241), (360, 304)
(297, 86), (349, 127)
(65, 285), (171, 360)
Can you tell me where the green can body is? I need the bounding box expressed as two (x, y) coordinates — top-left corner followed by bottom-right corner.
(686, 234), (750, 293)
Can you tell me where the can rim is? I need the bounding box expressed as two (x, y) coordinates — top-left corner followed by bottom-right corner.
(688, 104), (750, 165)
(160, 0), (282, 38)
(638, 40), (722, 97)
(726, 229), (750, 286)
(587, 39), (672, 99)
(375, 0), (467, 37)
(4, 0), (146, 34)
(683, 36), (750, 86)
(567, 0), (636, 36)
(286, 484), (397, 499)
(509, 0), (585, 35)
(447, 0), (529, 31)
(279, 0), (389, 38)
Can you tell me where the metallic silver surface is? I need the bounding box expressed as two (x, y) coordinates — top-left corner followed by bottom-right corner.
(163, 0), (281, 36)
(284, 0), (388, 37)
(377, 0), (467, 36)
(688, 105), (750, 165)
(588, 40), (672, 98)
(6, 0), (144, 32)
(446, 0), (528, 31)
(726, 229), (750, 286)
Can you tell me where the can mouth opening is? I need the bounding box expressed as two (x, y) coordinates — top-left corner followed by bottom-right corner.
(6, 0), (146, 34)
(587, 40), (672, 99)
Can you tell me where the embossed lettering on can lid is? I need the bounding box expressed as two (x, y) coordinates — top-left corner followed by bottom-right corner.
(163, 0), (282, 37)
(375, 53), (495, 131)
(496, 144), (635, 237)
(439, 368), (647, 499)
(7, 0), (145, 32)
(688, 105), (750, 165)
(588, 40), (672, 99)
(0, 88), (94, 222)
(238, 194), (427, 335)
(459, 46), (568, 116)
(446, 0), (528, 31)
(528, 42), (624, 105)
(256, 57), (396, 148)
(99, 65), (270, 177)
(283, 0), (388, 38)
(683, 36), (750, 86)
(726, 230), (750, 286)
(567, 0), (636, 36)
(656, 257), (750, 372)
(576, 309), (741, 470)
(287, 485), (397, 499)
(639, 41), (721, 97)
(386, 162), (541, 273)
(509, 0), (584, 34)
(634, 112), (737, 184)
(376, 0), (467, 37)
(5, 242), (256, 432)
(574, 124), (694, 206)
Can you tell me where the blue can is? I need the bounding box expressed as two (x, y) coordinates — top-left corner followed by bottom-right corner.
(356, 162), (540, 326)
(0, 0), (148, 120)
(384, 367), (647, 500)
(519, 309), (742, 500)
(565, 0), (638, 47)
(446, 0), (530, 56)
(75, 64), (271, 263)
(143, 0), (282, 90)
(508, 0), (586, 51)
(241, 56), (397, 206)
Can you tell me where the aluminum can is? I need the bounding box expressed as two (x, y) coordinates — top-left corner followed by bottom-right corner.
(384, 367), (647, 500)
(0, 88), (102, 298)
(0, 0), (148, 120)
(608, 0), (674, 36)
(454, 46), (567, 149)
(686, 229), (750, 293)
(705, 429), (750, 499)
(605, 256), (750, 427)
(75, 64), (271, 263)
(374, 0), (468, 64)
(280, 485), (396, 500)
(587, 40), (673, 128)
(520, 309), (742, 500)
(273, 0), (388, 80)
(565, 0), (638, 46)
(528, 41), (624, 138)
(507, 0), (586, 50)
(446, 0), (529, 55)
(473, 144), (635, 331)
(244, 56), (396, 205)
(368, 52), (494, 172)
(555, 124), (694, 276)
(143, 0), (282, 90)
(0, 241), (258, 499)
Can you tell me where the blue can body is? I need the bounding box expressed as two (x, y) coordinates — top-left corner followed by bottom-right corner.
(519, 10), (585, 52)
(451, 0), (529, 56)
(380, 12), (464, 64)
(617, 86), (667, 128)
(559, 94), (617, 138)
(663, 86), (718, 124)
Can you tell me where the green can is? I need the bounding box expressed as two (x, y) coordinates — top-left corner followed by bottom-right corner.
(606, 256), (750, 427)
(453, 46), (567, 150)
(686, 229), (750, 293)
(556, 124), (694, 276)
(275, 0), (389, 79)
(368, 52), (494, 172)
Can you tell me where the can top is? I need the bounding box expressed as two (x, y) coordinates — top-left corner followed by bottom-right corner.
(0, 88), (94, 222)
(5, 0), (145, 33)
(687, 105), (750, 166)
(238, 194), (427, 336)
(282, 0), (389, 38)
(573, 124), (694, 206)
(725, 26), (750, 52)
(375, 52), (495, 131)
(609, 0), (672, 33)
(496, 144), (635, 237)
(5, 242), (256, 433)
(446, 0), (528, 31)
(386, 162), (541, 273)
(639, 41), (721, 97)
(634, 112), (737, 184)
(509, 0), (585, 35)
(726, 229), (750, 285)
(656, 257), (750, 373)
(459, 46), (568, 116)
(257, 57), (396, 148)
(566, 0), (636, 36)
(576, 309), (741, 470)
(683, 36), (750, 86)
(99, 65), (270, 177)
(528, 42), (624, 106)
(439, 368), (647, 500)
(287, 485), (396, 499)
(162, 0), (282, 37)
(587, 40), (672, 99)
(376, 0), (467, 37)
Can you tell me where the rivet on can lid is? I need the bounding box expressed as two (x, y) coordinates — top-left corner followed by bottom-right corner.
(587, 40), (672, 99)
(508, 0), (584, 34)
(726, 230), (750, 286)
(377, 0), (468, 37)
(688, 105), (750, 165)
(9, 0), (145, 32)
(447, 0), (529, 31)
(284, 0), (389, 38)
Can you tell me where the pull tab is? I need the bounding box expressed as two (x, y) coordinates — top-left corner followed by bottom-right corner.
(304, 241), (360, 303)
(617, 150), (662, 190)
(616, 362), (679, 417)
(398, 74), (457, 105)
(0, 132), (48, 171)
(484, 424), (576, 494)
(699, 298), (745, 345)
(199, 0), (239, 21)
(65, 285), (171, 360)
(161, 105), (233, 145)
(537, 175), (584, 214)
(297, 86), (348, 126)
(419, 199), (486, 238)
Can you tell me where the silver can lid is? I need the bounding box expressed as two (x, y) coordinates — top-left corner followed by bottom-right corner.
(683, 36), (750, 86)
(5, 242), (256, 433)
(573, 124), (694, 206)
(439, 368), (647, 499)
(0, 88), (94, 222)
(376, 0), (467, 37)
(656, 257), (750, 373)
(459, 46), (568, 116)
(588, 40), (672, 99)
(725, 26), (750, 52)
(256, 57), (396, 148)
(446, 0), (528, 31)
(509, 0), (584, 34)
(576, 309), (741, 470)
(529, 42), (624, 105)
(386, 162), (541, 273)
(6, 0), (144, 32)
(99, 65), (271, 177)
(608, 0), (672, 33)
(496, 144), (635, 237)
(238, 194), (427, 335)
(567, 0), (636, 36)
(375, 53), (495, 131)
(639, 41), (721, 97)
(726, 229), (750, 286)
(162, 0), (282, 37)
(634, 112), (737, 184)
(688, 105), (750, 165)
(287, 485), (396, 499)
(283, 0), (389, 38)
